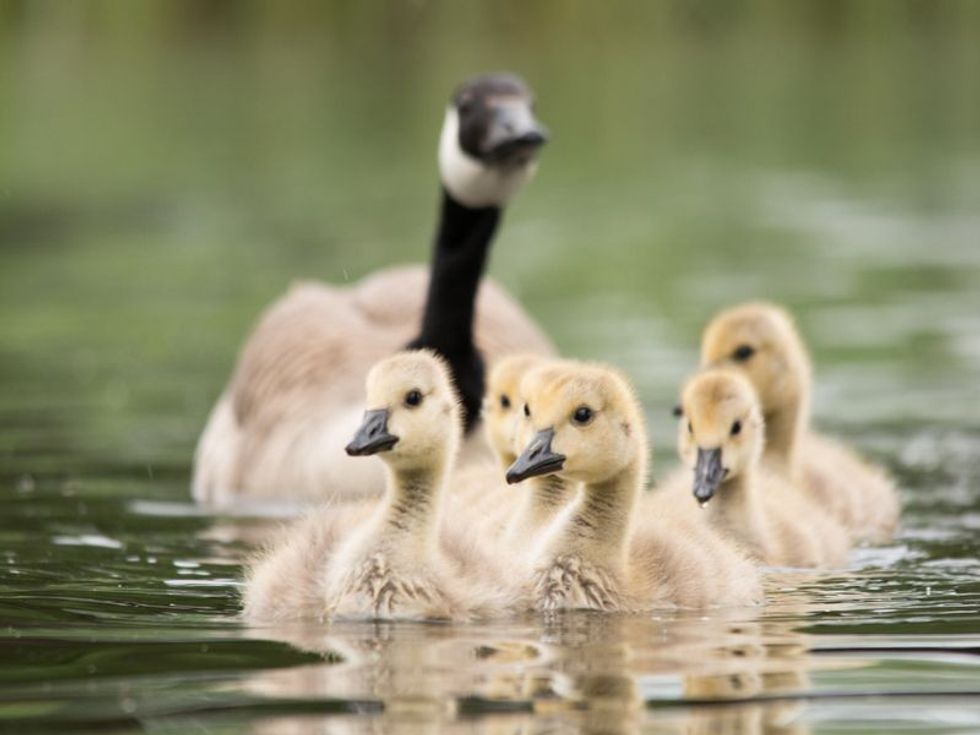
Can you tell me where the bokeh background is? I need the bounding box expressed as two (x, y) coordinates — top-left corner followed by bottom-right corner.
(3, 1), (978, 473)
(1, 3), (979, 730)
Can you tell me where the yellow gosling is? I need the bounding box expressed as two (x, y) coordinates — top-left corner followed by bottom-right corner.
(701, 302), (899, 543)
(243, 351), (505, 623)
(507, 361), (762, 612)
(452, 355), (579, 552)
(678, 369), (849, 568)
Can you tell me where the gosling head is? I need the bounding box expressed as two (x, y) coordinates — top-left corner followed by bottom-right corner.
(346, 351), (461, 472)
(438, 72), (549, 208)
(483, 354), (547, 469)
(700, 302), (811, 420)
(677, 370), (764, 505)
(506, 362), (645, 486)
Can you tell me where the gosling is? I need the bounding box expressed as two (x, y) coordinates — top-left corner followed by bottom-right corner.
(244, 350), (503, 623)
(701, 302), (899, 543)
(677, 369), (849, 568)
(506, 361), (762, 612)
(478, 356), (579, 549)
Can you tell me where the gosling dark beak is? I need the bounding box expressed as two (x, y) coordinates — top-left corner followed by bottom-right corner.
(506, 428), (565, 484)
(693, 447), (726, 506)
(345, 409), (398, 457)
(484, 102), (549, 165)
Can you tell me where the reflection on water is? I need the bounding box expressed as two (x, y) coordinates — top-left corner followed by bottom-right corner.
(231, 553), (979, 732)
(1, 3), (979, 733)
(242, 611), (817, 734)
(1, 471), (978, 732)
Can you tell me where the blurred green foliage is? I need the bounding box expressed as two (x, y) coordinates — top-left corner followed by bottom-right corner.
(0, 0), (977, 468)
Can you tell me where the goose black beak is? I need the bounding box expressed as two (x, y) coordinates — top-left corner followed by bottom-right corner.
(506, 428), (565, 484)
(345, 409), (398, 456)
(693, 447), (726, 506)
(484, 102), (549, 165)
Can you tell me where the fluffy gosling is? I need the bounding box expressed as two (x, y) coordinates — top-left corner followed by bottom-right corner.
(507, 361), (762, 612)
(700, 302), (899, 543)
(678, 369), (849, 568)
(244, 350), (502, 623)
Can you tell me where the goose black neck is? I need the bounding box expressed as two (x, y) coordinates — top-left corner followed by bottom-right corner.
(408, 189), (501, 432)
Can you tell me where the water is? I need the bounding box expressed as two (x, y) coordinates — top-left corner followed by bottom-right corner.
(2, 3), (979, 732)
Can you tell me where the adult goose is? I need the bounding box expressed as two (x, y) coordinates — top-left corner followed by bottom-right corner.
(194, 73), (554, 507)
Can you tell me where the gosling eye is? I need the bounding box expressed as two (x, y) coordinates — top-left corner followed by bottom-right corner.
(572, 406), (594, 425)
(500, 394), (511, 410)
(523, 403), (531, 418)
(732, 344), (756, 362)
(731, 420), (742, 436)
(404, 389), (423, 408)
(672, 404), (683, 418)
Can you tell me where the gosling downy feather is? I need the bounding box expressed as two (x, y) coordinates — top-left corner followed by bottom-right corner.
(507, 362), (762, 612)
(241, 501), (373, 623)
(677, 369), (849, 568)
(243, 351), (507, 623)
(701, 301), (899, 543)
(194, 73), (554, 508)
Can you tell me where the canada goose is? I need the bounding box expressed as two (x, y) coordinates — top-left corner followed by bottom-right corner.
(677, 369), (849, 568)
(700, 302), (899, 542)
(243, 350), (505, 622)
(194, 73), (554, 507)
(506, 362), (762, 611)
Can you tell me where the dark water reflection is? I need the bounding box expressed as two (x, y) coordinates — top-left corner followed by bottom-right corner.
(1, 455), (977, 732)
(1, 3), (979, 732)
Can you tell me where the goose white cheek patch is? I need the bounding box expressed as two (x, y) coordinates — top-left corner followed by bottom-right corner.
(437, 107), (538, 209)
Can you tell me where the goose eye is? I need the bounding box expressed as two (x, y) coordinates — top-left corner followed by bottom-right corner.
(732, 344), (755, 362)
(731, 420), (742, 436)
(500, 394), (511, 410)
(572, 406), (593, 425)
(404, 390), (423, 408)
(523, 403), (530, 418)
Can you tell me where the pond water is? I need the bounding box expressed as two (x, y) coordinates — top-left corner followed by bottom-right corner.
(1, 4), (979, 733)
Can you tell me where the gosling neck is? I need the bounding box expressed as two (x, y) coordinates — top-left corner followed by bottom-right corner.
(763, 363), (812, 475)
(704, 464), (766, 543)
(561, 459), (644, 571)
(380, 456), (450, 550)
(509, 474), (571, 538)
(408, 189), (501, 433)
(763, 397), (806, 475)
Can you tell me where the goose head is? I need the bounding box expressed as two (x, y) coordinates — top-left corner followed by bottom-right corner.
(506, 362), (645, 486)
(483, 354), (547, 469)
(438, 72), (548, 208)
(346, 351), (461, 472)
(699, 302), (811, 423)
(677, 370), (764, 505)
